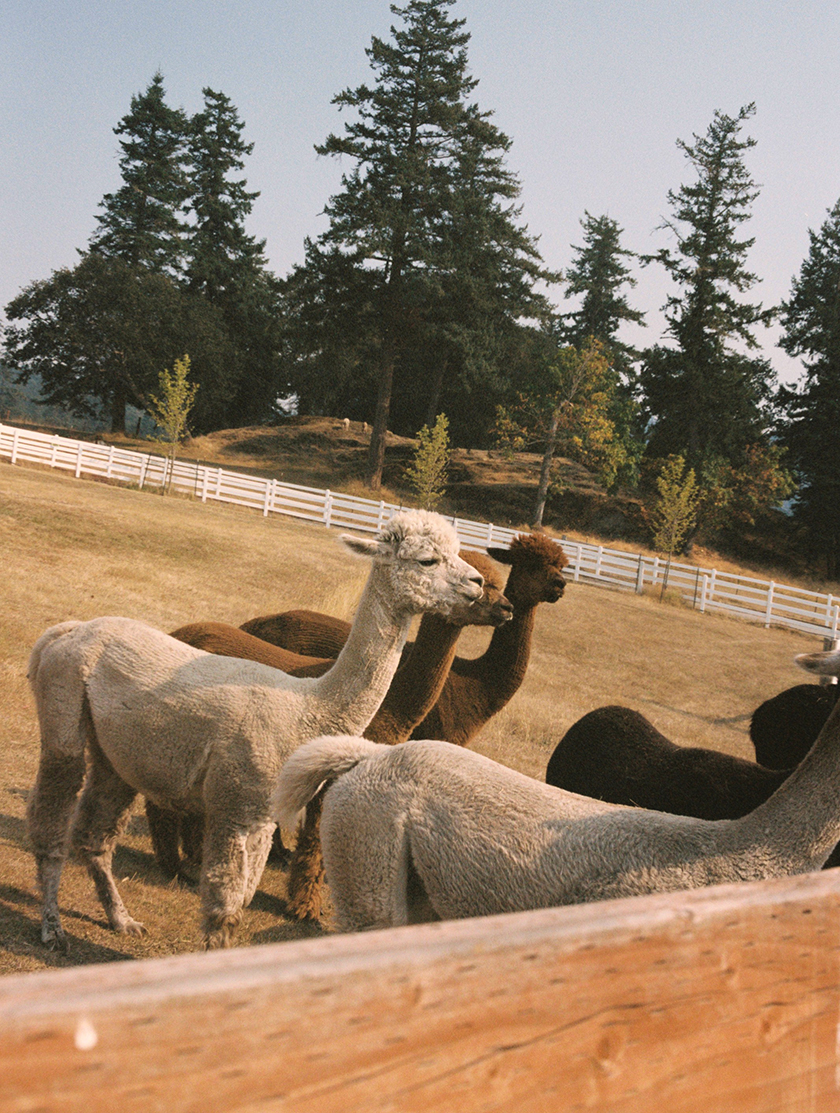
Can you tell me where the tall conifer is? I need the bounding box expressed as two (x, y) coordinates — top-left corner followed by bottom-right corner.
(299, 0), (552, 487)
(777, 199), (840, 577)
(639, 104), (775, 469)
(89, 72), (188, 274)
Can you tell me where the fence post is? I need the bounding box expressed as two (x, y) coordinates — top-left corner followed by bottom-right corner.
(50, 435), (59, 468)
(74, 440), (83, 479)
(377, 501), (386, 531)
(699, 574), (708, 613)
(10, 427), (19, 465)
(200, 467), (209, 503)
(105, 444), (115, 479)
(635, 554), (645, 594)
(764, 582), (776, 628)
(707, 568), (717, 610)
(262, 478), (273, 518)
(595, 545), (604, 581)
(486, 522), (494, 546)
(324, 490), (333, 529)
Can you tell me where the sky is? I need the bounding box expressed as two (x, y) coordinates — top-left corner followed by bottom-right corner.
(4, 1), (840, 387)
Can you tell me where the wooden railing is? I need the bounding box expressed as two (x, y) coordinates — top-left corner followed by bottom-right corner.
(2, 421), (838, 641)
(3, 871), (840, 1112)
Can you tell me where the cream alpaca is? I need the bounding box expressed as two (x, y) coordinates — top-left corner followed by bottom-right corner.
(27, 510), (483, 951)
(273, 647), (840, 932)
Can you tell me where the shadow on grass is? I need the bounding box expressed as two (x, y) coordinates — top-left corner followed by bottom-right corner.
(0, 882), (133, 968)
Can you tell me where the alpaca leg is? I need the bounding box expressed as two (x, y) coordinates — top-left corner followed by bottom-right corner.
(27, 751), (87, 952)
(71, 742), (144, 936)
(176, 812), (205, 884)
(145, 799), (183, 878)
(321, 803), (411, 932)
(286, 794), (326, 921)
(268, 826), (291, 866)
(242, 824), (275, 907)
(199, 819), (250, 949)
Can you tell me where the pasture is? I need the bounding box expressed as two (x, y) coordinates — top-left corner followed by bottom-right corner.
(0, 460), (824, 976)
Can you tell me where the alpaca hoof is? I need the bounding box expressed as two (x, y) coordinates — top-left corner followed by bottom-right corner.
(202, 911), (242, 949)
(286, 888), (323, 922)
(41, 920), (69, 954)
(120, 918), (147, 938)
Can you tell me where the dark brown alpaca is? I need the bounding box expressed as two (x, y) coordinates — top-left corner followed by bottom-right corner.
(150, 551), (512, 886)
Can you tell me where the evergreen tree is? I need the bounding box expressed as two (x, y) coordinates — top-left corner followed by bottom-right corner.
(777, 198), (840, 578)
(639, 104), (775, 470)
(560, 211), (645, 375)
(89, 72), (188, 274)
(296, 0), (553, 487)
(185, 88), (285, 426)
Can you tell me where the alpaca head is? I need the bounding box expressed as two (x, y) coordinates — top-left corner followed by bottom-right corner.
(795, 647), (840, 679)
(444, 550), (513, 628)
(341, 510), (484, 617)
(486, 533), (568, 609)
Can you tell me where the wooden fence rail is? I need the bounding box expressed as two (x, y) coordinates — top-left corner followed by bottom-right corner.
(3, 871), (840, 1112)
(2, 421), (838, 641)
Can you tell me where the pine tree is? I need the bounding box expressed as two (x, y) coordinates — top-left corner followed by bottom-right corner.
(560, 211), (644, 374)
(147, 354), (200, 493)
(404, 412), (450, 509)
(185, 89), (284, 426)
(777, 198), (840, 578)
(639, 104), (775, 470)
(89, 72), (188, 274)
(298, 0), (552, 488)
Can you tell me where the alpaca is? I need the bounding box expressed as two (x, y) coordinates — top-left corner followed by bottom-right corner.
(545, 698), (840, 870)
(250, 532), (568, 747)
(272, 648), (840, 931)
(148, 550), (511, 881)
(26, 510), (483, 951)
(240, 610), (350, 658)
(749, 682), (839, 770)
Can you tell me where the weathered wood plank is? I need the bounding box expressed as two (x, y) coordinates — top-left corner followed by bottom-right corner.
(3, 871), (840, 1113)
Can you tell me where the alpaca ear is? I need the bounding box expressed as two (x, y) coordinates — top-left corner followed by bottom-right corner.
(486, 546), (514, 565)
(795, 650), (840, 677)
(340, 534), (388, 559)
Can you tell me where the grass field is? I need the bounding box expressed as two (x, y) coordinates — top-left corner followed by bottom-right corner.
(0, 459), (825, 976)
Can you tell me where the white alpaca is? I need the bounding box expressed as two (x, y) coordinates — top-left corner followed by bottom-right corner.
(27, 510), (483, 950)
(273, 648), (840, 932)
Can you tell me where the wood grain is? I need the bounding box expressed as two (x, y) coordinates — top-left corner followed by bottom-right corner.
(4, 871), (840, 1112)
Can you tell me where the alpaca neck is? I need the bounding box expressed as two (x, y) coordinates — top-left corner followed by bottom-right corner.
(364, 615), (461, 744)
(738, 701), (840, 868)
(307, 570), (413, 736)
(463, 601), (538, 710)
(413, 601), (537, 745)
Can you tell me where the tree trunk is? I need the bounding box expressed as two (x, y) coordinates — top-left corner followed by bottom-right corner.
(110, 383), (128, 435)
(532, 409), (561, 529)
(424, 357), (448, 431)
(367, 339), (396, 491)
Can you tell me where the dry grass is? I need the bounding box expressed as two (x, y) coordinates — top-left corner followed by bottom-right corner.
(0, 459), (823, 977)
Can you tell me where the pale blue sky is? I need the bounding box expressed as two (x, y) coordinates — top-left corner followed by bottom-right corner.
(4, 1), (840, 385)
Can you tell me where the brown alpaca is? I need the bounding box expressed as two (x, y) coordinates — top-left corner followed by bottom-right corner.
(260, 533), (568, 746)
(151, 551), (511, 887)
(412, 533), (567, 744)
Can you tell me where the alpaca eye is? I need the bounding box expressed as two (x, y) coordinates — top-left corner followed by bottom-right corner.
(417, 557), (439, 567)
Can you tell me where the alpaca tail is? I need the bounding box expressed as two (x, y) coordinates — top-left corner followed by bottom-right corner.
(272, 735), (383, 829)
(27, 620), (83, 688)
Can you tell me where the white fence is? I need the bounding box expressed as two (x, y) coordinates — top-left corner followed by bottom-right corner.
(2, 421), (839, 642)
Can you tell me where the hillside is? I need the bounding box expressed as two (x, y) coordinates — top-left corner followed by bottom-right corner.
(5, 412), (826, 590)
